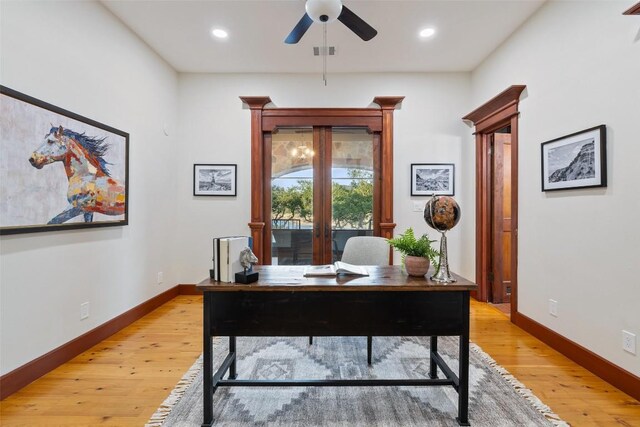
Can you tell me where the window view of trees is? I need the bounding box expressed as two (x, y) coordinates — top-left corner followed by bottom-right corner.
(271, 169), (373, 230)
(332, 169), (373, 230)
(271, 180), (313, 226)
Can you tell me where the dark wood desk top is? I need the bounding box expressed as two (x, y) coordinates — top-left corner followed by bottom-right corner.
(197, 265), (477, 292)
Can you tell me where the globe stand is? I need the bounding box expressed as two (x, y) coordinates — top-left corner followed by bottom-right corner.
(431, 231), (456, 283)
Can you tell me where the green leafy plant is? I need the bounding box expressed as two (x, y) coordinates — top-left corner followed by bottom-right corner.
(387, 227), (440, 269)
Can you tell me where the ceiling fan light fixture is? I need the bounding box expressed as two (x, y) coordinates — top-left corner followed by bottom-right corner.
(419, 27), (436, 38)
(306, 0), (343, 24)
(211, 28), (228, 39)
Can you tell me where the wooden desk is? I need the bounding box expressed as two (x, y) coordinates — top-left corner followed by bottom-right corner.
(197, 265), (477, 426)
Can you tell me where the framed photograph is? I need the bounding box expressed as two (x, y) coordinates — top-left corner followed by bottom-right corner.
(541, 125), (606, 191)
(194, 164), (237, 196)
(411, 163), (455, 196)
(0, 86), (129, 235)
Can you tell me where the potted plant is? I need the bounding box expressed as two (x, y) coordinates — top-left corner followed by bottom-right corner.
(387, 227), (440, 277)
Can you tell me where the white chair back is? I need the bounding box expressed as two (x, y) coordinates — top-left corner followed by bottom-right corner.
(340, 236), (390, 266)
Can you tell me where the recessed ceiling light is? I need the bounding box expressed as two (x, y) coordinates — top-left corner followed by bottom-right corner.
(419, 28), (436, 38)
(211, 28), (228, 39)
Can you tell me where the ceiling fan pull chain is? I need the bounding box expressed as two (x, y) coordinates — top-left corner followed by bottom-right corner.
(323, 22), (328, 86)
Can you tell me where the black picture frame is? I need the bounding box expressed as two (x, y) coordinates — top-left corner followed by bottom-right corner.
(411, 163), (455, 196)
(193, 164), (237, 196)
(541, 125), (607, 191)
(0, 85), (129, 235)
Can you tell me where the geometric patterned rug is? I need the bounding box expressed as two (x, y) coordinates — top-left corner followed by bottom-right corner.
(147, 336), (569, 427)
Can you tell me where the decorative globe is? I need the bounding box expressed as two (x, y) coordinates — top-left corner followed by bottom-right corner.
(424, 196), (461, 232)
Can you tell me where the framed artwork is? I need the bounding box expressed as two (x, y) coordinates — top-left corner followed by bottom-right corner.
(0, 86), (129, 235)
(541, 125), (606, 191)
(194, 164), (237, 196)
(411, 163), (455, 196)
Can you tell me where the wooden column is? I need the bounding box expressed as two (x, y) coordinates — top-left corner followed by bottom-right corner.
(240, 96), (271, 264)
(373, 96), (404, 264)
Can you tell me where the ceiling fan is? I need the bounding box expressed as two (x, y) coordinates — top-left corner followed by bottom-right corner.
(285, 0), (378, 44)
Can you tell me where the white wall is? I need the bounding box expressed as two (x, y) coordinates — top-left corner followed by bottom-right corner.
(0, 1), (179, 375)
(175, 73), (472, 283)
(471, 0), (640, 374)
(9, 0), (634, 384)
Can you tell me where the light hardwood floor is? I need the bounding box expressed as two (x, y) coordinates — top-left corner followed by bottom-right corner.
(1, 296), (638, 426)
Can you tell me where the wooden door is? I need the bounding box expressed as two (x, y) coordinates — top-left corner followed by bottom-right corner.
(490, 131), (512, 303)
(267, 126), (378, 266)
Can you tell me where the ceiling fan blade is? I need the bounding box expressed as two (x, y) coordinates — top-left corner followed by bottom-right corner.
(337, 5), (377, 41)
(285, 13), (314, 44)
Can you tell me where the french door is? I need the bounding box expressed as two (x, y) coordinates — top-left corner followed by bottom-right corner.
(267, 126), (379, 265)
(241, 96), (402, 266)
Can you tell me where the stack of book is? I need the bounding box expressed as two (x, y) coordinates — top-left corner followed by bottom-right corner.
(212, 236), (252, 282)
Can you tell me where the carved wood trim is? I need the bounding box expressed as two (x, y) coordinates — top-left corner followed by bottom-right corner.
(263, 116), (382, 132)
(372, 133), (382, 237)
(240, 97), (273, 263)
(510, 117), (520, 313)
(374, 96), (403, 241)
(463, 86), (525, 132)
(463, 86), (524, 313)
(263, 108), (381, 117)
(243, 97), (402, 264)
(379, 222), (397, 237)
(249, 222), (265, 264)
(475, 133), (490, 302)
(623, 2), (640, 14)
(380, 222), (397, 265)
(240, 96), (272, 109)
(373, 96), (405, 110)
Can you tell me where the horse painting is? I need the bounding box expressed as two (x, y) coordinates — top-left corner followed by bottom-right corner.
(29, 125), (125, 224)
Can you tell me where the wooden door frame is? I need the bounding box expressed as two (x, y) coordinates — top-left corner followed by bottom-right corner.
(240, 96), (403, 265)
(462, 85), (525, 316)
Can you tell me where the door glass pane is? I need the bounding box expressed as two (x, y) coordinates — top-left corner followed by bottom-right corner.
(271, 128), (313, 265)
(331, 128), (374, 262)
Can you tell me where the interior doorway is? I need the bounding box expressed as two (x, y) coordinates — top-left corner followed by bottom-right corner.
(462, 85), (525, 319)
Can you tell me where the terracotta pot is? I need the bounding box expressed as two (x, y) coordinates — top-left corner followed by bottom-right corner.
(404, 255), (430, 277)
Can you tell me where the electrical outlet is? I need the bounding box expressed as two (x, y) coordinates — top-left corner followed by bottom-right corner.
(548, 299), (558, 317)
(80, 302), (90, 320)
(412, 201), (424, 212)
(157, 271), (164, 284)
(622, 330), (636, 355)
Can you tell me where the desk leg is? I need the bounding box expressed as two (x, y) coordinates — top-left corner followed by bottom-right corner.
(229, 336), (238, 379)
(429, 336), (438, 379)
(202, 294), (213, 427)
(367, 336), (373, 365)
(456, 292), (470, 426)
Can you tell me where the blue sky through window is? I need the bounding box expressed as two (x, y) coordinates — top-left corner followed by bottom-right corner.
(273, 167), (371, 188)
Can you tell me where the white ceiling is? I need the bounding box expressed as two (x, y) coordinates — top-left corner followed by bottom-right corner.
(101, 0), (546, 73)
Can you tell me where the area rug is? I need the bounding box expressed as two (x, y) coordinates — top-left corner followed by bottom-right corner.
(147, 336), (568, 426)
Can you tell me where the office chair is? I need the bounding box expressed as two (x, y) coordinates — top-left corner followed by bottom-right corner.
(309, 236), (390, 365)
